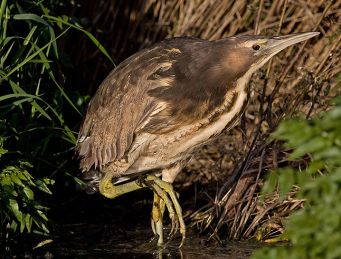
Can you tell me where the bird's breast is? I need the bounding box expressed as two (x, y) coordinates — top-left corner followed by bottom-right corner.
(171, 88), (248, 154)
(128, 87), (248, 173)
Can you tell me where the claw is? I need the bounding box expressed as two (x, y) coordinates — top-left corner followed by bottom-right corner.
(179, 232), (186, 248)
(169, 217), (176, 237)
(169, 216), (179, 239)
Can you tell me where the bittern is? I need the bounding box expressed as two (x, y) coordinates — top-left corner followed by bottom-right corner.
(76, 32), (319, 247)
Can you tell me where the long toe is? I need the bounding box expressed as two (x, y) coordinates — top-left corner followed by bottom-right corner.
(146, 175), (186, 247)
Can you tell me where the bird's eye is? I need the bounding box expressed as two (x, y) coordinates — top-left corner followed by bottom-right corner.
(252, 44), (260, 51)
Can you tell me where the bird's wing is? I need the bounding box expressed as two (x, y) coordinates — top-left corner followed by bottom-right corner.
(77, 37), (236, 172)
(76, 40), (190, 171)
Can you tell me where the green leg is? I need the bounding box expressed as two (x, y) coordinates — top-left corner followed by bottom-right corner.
(99, 171), (144, 198)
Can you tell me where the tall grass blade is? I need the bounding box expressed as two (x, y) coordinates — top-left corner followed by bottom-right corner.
(13, 13), (49, 26)
(44, 15), (114, 65)
(2, 27), (69, 80)
(0, 0), (7, 29)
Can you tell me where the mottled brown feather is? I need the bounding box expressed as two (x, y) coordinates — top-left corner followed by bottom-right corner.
(76, 37), (255, 172)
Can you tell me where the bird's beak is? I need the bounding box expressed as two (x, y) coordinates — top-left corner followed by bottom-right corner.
(265, 32), (320, 56)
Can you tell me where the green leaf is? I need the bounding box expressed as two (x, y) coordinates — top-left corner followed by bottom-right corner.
(10, 173), (24, 187)
(17, 170), (28, 181)
(262, 171), (278, 195)
(65, 172), (87, 187)
(48, 25), (58, 59)
(33, 239), (53, 249)
(10, 220), (18, 232)
(306, 160), (325, 175)
(289, 137), (328, 160)
(42, 177), (55, 185)
(2, 26), (69, 80)
(0, 0), (8, 30)
(255, 97), (341, 259)
(32, 218), (49, 234)
(35, 179), (52, 194)
(278, 168), (295, 201)
(25, 213), (32, 232)
(20, 213), (26, 233)
(0, 40), (14, 67)
(24, 25), (37, 45)
(37, 210), (48, 221)
(0, 93), (41, 102)
(13, 13), (49, 26)
(23, 186), (34, 200)
(1, 175), (12, 185)
(8, 198), (22, 222)
(0, 138), (8, 156)
(40, 223), (49, 233)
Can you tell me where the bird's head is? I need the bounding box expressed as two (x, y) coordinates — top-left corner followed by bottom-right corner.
(217, 32), (320, 79)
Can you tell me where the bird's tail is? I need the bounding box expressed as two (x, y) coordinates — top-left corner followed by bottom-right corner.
(81, 169), (104, 194)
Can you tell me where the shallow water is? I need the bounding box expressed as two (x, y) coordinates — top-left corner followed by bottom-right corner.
(21, 193), (260, 258)
(29, 222), (259, 258)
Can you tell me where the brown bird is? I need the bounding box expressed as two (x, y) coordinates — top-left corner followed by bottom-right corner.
(76, 32), (319, 246)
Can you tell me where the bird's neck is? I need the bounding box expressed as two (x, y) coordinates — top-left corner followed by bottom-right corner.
(206, 70), (252, 125)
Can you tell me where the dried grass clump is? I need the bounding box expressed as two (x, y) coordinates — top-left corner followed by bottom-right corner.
(68, 0), (340, 240)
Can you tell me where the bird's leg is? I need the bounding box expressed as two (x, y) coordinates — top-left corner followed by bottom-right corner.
(99, 171), (175, 247)
(99, 161), (144, 199)
(99, 171), (144, 199)
(98, 159), (185, 247)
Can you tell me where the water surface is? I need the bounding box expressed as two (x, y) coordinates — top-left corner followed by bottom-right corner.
(26, 192), (261, 258)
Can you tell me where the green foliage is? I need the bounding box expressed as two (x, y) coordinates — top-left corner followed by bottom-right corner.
(0, 2), (71, 185)
(0, 0), (111, 248)
(253, 97), (341, 259)
(0, 0), (74, 248)
(0, 0), (111, 155)
(0, 136), (53, 239)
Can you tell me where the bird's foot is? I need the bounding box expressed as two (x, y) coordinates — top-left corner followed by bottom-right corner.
(98, 172), (186, 247)
(142, 175), (186, 247)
